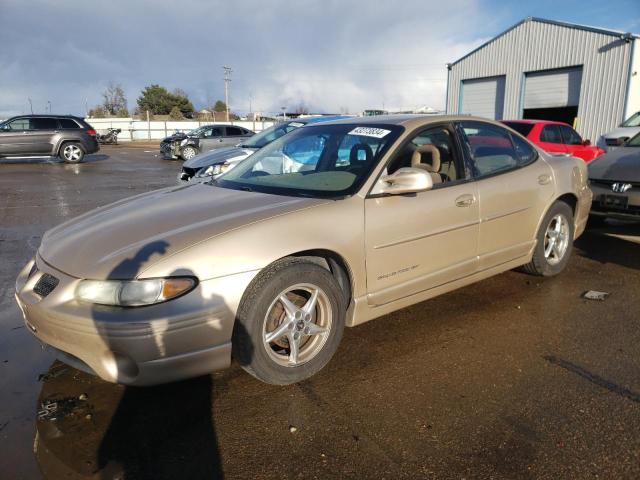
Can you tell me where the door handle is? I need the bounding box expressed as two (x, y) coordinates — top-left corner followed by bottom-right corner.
(538, 174), (552, 185)
(455, 194), (476, 207)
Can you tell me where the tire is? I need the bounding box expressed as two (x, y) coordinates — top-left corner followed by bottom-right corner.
(522, 201), (574, 277)
(59, 142), (85, 163)
(233, 257), (346, 385)
(181, 146), (198, 160)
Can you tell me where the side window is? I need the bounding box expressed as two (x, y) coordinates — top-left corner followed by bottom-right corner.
(559, 125), (582, 145)
(511, 134), (538, 165)
(7, 118), (33, 130)
(387, 126), (460, 184)
(202, 127), (222, 138)
(225, 126), (243, 136)
(60, 118), (80, 129)
(460, 121), (519, 177)
(32, 118), (58, 130)
(540, 125), (562, 143)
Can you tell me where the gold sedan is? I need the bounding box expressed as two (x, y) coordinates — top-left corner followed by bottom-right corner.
(15, 116), (592, 386)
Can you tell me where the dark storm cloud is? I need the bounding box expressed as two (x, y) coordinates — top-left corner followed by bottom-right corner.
(0, 0), (496, 117)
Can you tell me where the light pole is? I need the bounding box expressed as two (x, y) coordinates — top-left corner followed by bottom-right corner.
(223, 66), (232, 122)
(47, 100), (51, 113)
(28, 98), (33, 114)
(281, 106), (286, 121)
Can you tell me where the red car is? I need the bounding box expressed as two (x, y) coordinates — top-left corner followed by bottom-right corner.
(501, 120), (605, 162)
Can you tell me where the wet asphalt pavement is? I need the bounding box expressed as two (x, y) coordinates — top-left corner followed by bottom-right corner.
(1, 145), (639, 479)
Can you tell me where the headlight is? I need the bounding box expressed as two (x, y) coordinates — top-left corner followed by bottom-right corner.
(196, 163), (231, 178)
(76, 277), (196, 307)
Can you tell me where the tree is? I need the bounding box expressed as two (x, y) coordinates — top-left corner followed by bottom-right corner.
(136, 84), (195, 118)
(169, 106), (184, 120)
(88, 106), (107, 118)
(213, 100), (228, 113)
(102, 82), (127, 116)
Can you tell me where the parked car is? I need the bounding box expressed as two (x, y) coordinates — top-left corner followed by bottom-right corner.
(588, 131), (640, 222)
(0, 115), (99, 163)
(501, 120), (604, 162)
(179, 116), (349, 182)
(160, 124), (254, 160)
(597, 111), (640, 151)
(16, 115), (591, 386)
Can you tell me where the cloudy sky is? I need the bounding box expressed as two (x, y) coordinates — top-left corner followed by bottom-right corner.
(1, 0), (638, 118)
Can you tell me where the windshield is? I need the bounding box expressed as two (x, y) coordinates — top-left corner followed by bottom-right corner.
(216, 124), (402, 198)
(186, 126), (209, 137)
(239, 121), (305, 149)
(626, 132), (640, 147)
(621, 112), (640, 127)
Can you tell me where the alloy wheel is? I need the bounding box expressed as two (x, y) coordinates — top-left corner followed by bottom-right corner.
(262, 283), (333, 367)
(544, 214), (569, 265)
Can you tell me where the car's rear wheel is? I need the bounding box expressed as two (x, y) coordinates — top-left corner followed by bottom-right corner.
(522, 201), (574, 276)
(181, 146), (198, 160)
(59, 142), (85, 163)
(233, 258), (345, 385)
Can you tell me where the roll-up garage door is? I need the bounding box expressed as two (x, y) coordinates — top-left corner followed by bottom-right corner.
(460, 76), (506, 120)
(523, 67), (582, 124)
(524, 67), (582, 109)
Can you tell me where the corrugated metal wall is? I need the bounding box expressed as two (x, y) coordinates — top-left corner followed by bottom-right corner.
(446, 19), (634, 141)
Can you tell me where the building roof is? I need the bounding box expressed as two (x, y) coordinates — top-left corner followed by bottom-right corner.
(449, 17), (640, 67)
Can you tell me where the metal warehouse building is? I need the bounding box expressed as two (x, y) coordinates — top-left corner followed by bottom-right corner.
(446, 17), (640, 142)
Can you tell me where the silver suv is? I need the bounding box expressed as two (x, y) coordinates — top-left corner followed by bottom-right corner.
(0, 115), (99, 163)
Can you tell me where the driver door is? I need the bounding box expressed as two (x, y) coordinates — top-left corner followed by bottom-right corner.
(364, 125), (479, 307)
(0, 117), (34, 155)
(199, 126), (225, 151)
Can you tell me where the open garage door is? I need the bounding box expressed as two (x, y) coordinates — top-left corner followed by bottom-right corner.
(460, 76), (506, 120)
(523, 67), (582, 125)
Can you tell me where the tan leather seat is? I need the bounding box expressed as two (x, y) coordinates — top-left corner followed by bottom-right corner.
(411, 144), (442, 183)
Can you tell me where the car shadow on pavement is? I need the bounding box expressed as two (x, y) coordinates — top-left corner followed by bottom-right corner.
(575, 222), (640, 271)
(34, 241), (254, 479)
(0, 154), (110, 165)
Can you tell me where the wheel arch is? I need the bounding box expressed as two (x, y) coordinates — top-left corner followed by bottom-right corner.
(287, 249), (354, 308)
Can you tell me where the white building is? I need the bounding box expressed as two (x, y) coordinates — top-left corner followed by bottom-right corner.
(446, 17), (640, 142)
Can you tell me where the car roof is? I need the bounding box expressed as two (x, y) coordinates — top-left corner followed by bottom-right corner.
(304, 114), (514, 130)
(501, 119), (570, 126)
(298, 115), (351, 125)
(8, 114), (84, 119)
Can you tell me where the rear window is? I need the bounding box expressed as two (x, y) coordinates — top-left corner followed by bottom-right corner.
(59, 118), (81, 129)
(502, 122), (534, 137)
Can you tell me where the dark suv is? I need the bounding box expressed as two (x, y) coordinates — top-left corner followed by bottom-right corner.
(0, 115), (99, 163)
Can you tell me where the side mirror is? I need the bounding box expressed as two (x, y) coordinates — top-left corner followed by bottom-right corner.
(582, 139), (591, 146)
(375, 167), (433, 195)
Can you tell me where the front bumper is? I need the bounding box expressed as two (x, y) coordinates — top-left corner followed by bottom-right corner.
(589, 181), (640, 221)
(14, 255), (249, 386)
(160, 142), (179, 160)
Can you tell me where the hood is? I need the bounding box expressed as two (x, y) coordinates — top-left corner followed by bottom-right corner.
(588, 148), (640, 182)
(39, 184), (327, 279)
(184, 146), (257, 169)
(162, 132), (187, 143)
(602, 126), (640, 139)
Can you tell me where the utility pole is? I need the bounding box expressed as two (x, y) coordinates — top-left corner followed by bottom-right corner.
(223, 66), (232, 122)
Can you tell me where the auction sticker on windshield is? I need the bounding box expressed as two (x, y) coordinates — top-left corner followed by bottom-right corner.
(348, 127), (391, 138)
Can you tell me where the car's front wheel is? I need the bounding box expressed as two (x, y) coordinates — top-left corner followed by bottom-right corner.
(233, 258), (346, 385)
(522, 201), (574, 276)
(181, 146), (198, 160)
(59, 142), (85, 163)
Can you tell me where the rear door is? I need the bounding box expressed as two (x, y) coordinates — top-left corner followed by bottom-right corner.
(223, 126), (248, 147)
(459, 121), (555, 269)
(537, 124), (567, 154)
(30, 117), (59, 154)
